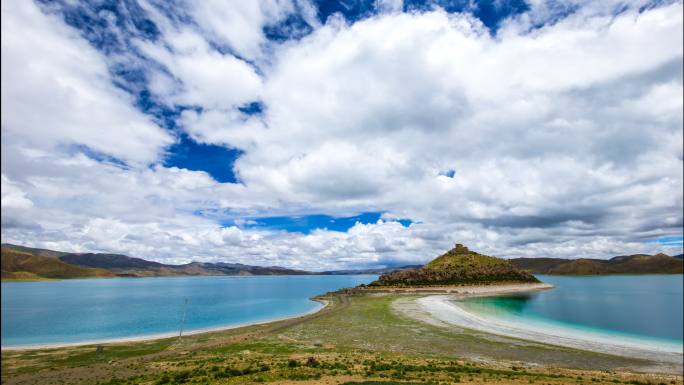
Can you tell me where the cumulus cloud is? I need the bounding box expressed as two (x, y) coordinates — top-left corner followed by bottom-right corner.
(1, 175), (32, 210)
(135, 26), (263, 109)
(186, 0), (299, 60)
(1, 0), (682, 269)
(1, 0), (172, 165)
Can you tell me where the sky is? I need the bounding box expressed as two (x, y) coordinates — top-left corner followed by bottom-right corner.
(1, 0), (683, 270)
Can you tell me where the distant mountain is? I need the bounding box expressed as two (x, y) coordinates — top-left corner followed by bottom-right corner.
(5, 243), (680, 281)
(0, 244), (315, 280)
(510, 253), (683, 275)
(60, 253), (165, 269)
(370, 244), (539, 286)
(1, 248), (115, 280)
(321, 265), (422, 275)
(190, 262), (315, 276)
(1, 243), (69, 258)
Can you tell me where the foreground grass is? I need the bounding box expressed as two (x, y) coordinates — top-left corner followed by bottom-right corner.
(1, 294), (681, 385)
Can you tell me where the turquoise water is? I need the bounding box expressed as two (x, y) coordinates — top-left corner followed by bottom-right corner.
(1, 275), (376, 347)
(459, 275), (683, 346)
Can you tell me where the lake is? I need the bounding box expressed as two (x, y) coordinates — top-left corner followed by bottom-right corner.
(3, 274), (682, 349)
(1, 275), (376, 347)
(458, 274), (683, 347)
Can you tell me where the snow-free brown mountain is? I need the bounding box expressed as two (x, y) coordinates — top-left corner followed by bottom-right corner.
(510, 253), (683, 275)
(1, 248), (116, 280)
(3, 243), (682, 281)
(1, 244), (314, 279)
(370, 244), (540, 286)
(1, 244), (421, 280)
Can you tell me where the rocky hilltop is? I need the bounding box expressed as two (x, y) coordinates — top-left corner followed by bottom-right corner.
(370, 244), (540, 287)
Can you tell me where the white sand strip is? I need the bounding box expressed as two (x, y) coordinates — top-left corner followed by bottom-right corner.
(361, 282), (555, 294)
(414, 295), (683, 364)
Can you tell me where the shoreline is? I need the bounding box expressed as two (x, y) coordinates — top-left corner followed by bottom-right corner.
(0, 282), (552, 351)
(1, 298), (328, 351)
(355, 282), (555, 295)
(396, 292), (683, 371)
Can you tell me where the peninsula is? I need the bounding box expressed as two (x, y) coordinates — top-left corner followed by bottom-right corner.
(369, 243), (541, 287)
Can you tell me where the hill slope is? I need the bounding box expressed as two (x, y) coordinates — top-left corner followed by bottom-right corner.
(1, 243), (69, 258)
(370, 244), (539, 286)
(57, 253), (189, 277)
(1, 244), (316, 279)
(1, 248), (115, 280)
(511, 253), (683, 275)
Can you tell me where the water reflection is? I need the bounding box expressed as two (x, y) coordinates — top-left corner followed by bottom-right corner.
(465, 292), (536, 314)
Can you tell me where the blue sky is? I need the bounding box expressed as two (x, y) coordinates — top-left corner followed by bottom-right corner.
(229, 212), (413, 233)
(1, 0), (682, 269)
(645, 236), (684, 248)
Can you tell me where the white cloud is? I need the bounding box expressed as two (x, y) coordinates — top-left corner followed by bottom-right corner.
(377, 0), (404, 14)
(135, 27), (263, 109)
(187, 0), (297, 60)
(0, 0), (172, 165)
(1, 174), (32, 210)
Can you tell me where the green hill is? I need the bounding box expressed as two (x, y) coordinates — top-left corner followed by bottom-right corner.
(370, 244), (539, 286)
(511, 253), (683, 275)
(1, 248), (116, 280)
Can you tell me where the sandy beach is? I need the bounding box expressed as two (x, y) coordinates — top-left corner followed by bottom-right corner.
(395, 290), (683, 372)
(1, 298), (328, 351)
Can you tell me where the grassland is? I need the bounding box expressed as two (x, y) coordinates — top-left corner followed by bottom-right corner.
(1, 294), (681, 385)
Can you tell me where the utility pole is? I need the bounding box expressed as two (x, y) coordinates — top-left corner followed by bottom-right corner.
(178, 298), (188, 343)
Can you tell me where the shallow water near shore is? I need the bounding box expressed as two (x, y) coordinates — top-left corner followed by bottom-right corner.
(457, 274), (683, 349)
(1, 275), (377, 347)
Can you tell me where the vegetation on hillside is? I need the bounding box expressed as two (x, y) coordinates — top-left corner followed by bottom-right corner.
(1, 248), (115, 280)
(370, 244), (539, 286)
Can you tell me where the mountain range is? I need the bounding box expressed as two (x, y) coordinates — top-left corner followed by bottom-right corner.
(0, 244), (418, 280)
(510, 253), (683, 275)
(1, 243), (682, 281)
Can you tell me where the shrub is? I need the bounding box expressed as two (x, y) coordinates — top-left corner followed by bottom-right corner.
(306, 357), (319, 367)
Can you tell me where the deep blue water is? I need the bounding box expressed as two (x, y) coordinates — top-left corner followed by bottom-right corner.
(460, 275), (683, 344)
(1, 275), (376, 347)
